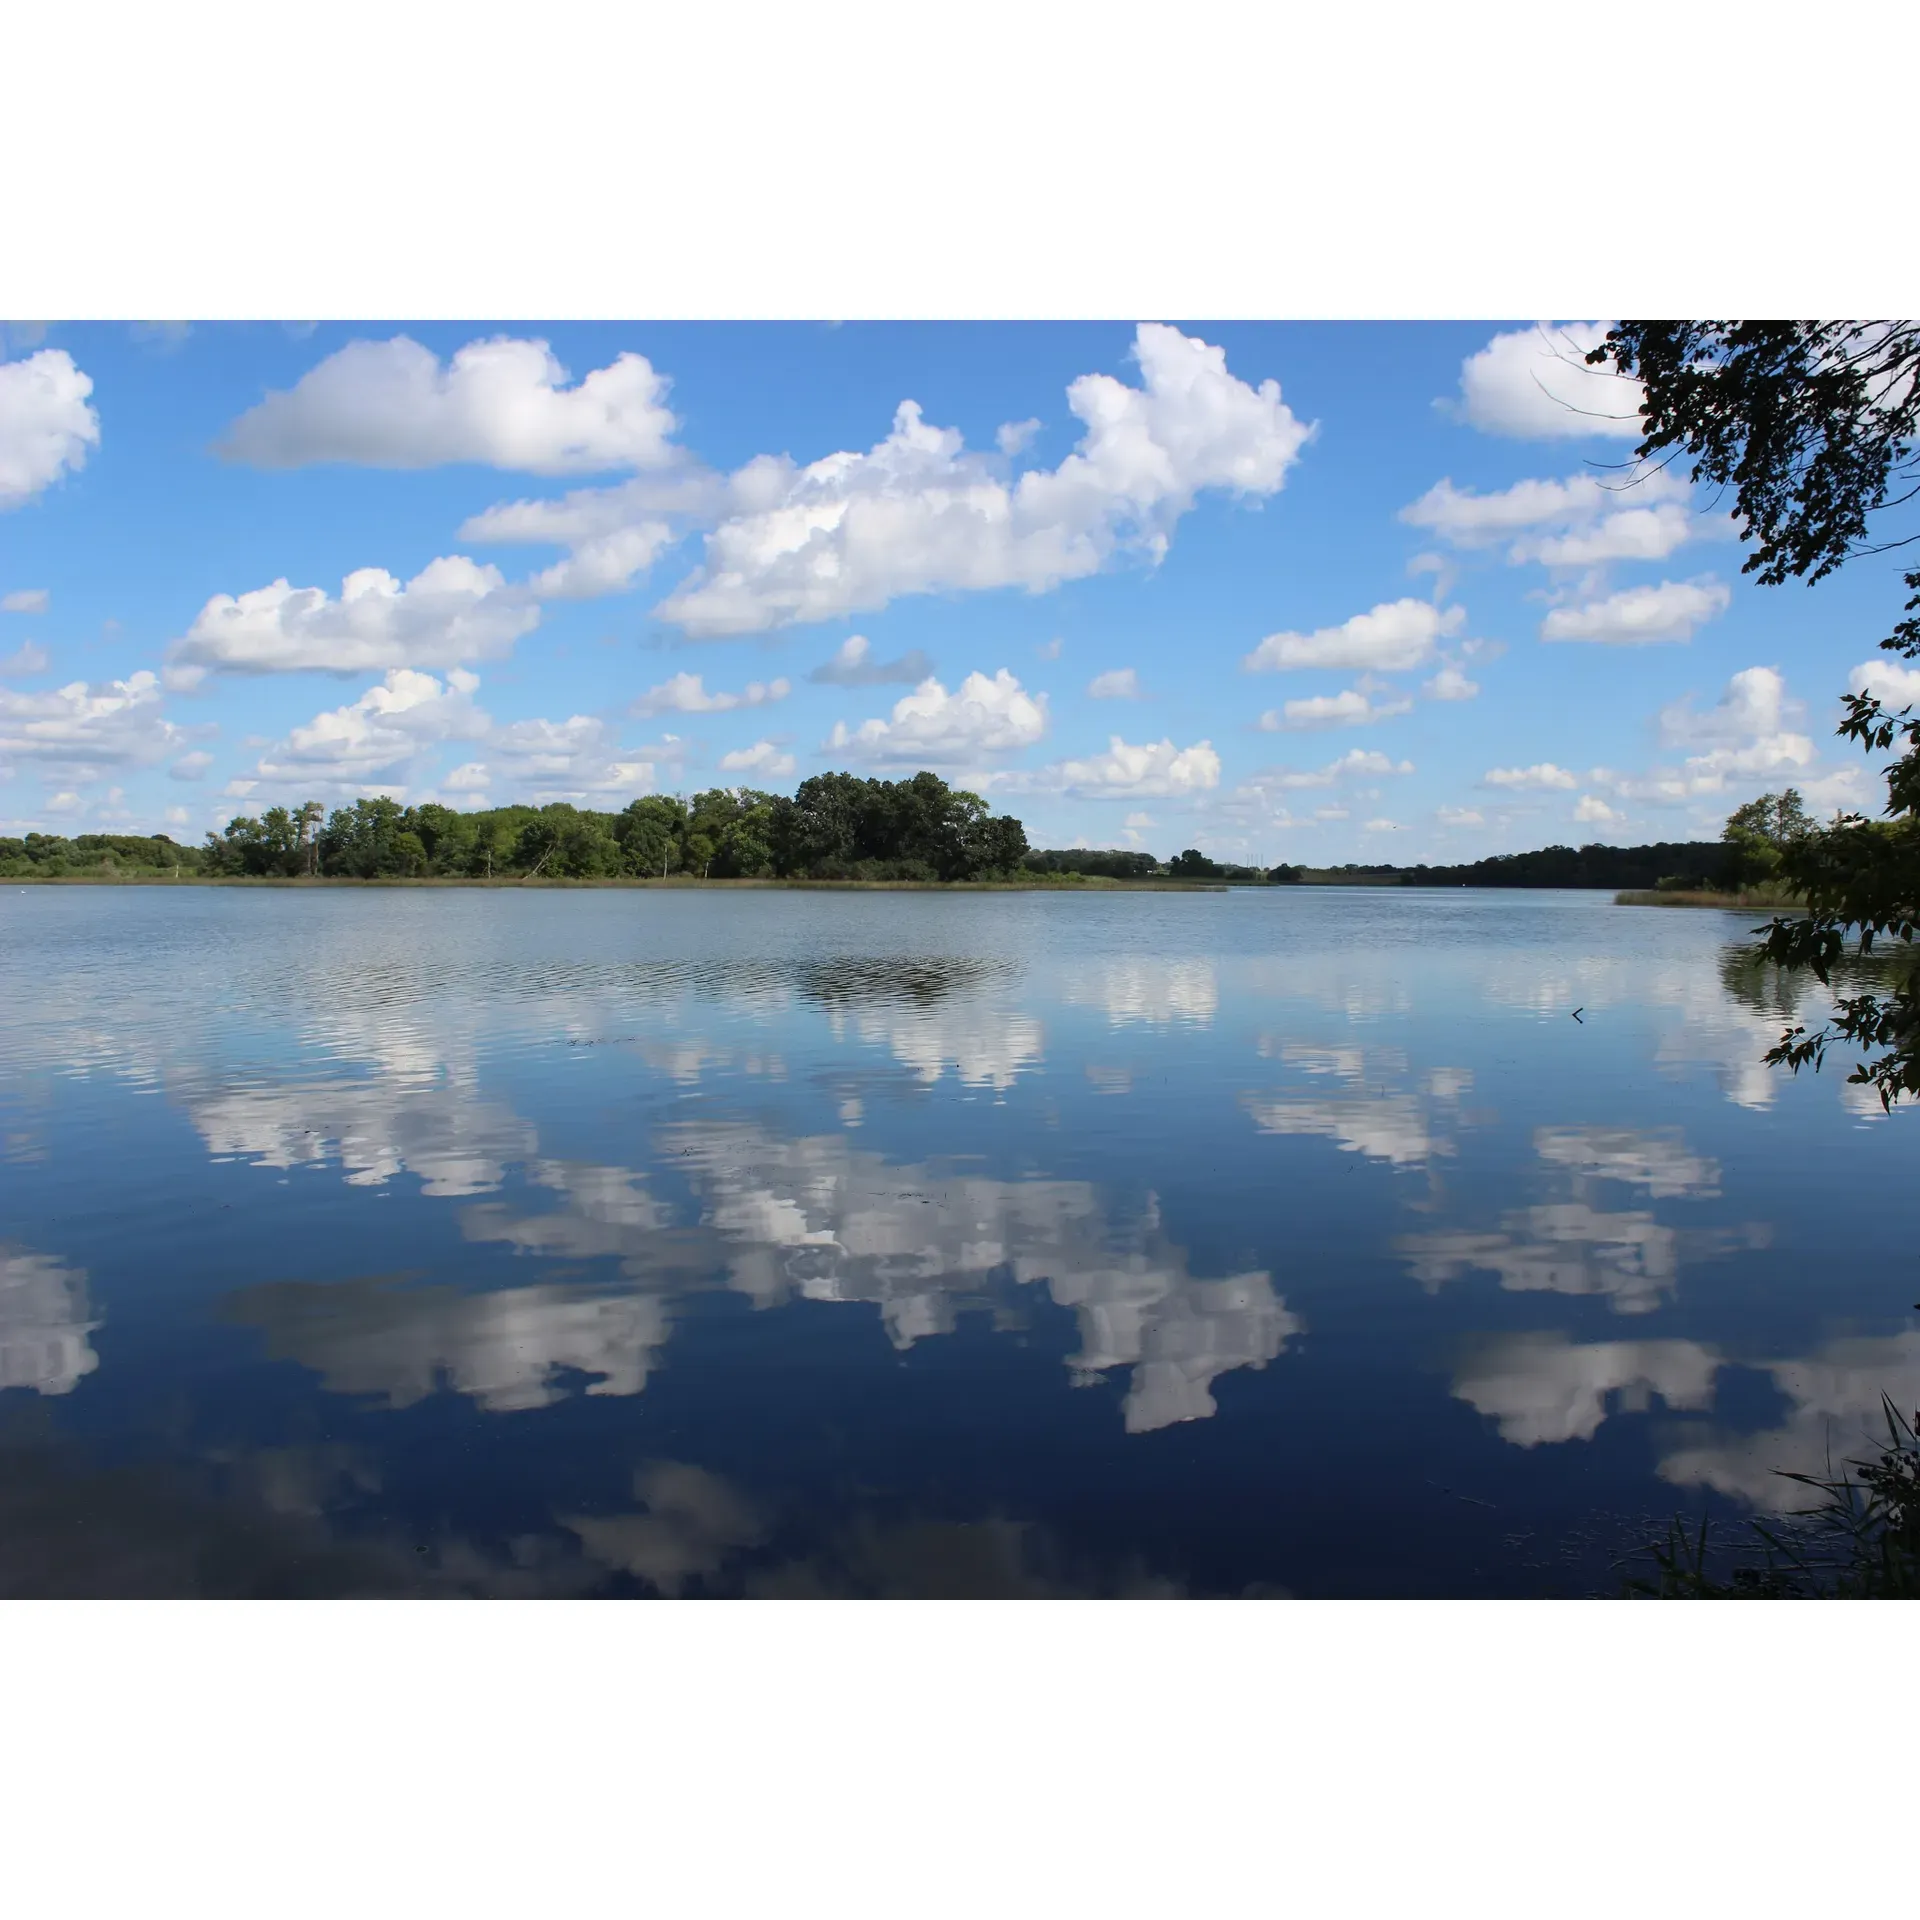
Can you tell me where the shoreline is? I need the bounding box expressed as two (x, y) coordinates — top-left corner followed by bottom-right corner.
(4, 873), (1231, 893)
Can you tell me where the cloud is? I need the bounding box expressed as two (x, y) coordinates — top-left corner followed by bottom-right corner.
(807, 634), (935, 687)
(718, 740), (797, 779)
(1436, 806), (1483, 827)
(1244, 598), (1461, 673)
(1031, 736), (1222, 798)
(459, 471), (718, 599)
(234, 668), (662, 804)
(169, 556), (539, 682)
(1243, 748), (1415, 793)
(168, 751), (214, 782)
(826, 669), (1047, 765)
(1401, 466), (1713, 572)
(1087, 667), (1141, 700)
(996, 418), (1041, 456)
(1260, 685), (1413, 730)
(1036, 638), (1063, 661)
(630, 672), (790, 717)
(1573, 794), (1624, 824)
(1850, 656), (1920, 709)
(1448, 322), (1644, 440)
(0, 350), (100, 508)
(1, 642), (49, 677)
(0, 670), (186, 778)
(1580, 667), (1819, 802)
(653, 323), (1311, 635)
(0, 1248), (100, 1397)
(1541, 576), (1730, 646)
(1482, 762), (1577, 791)
(219, 335), (682, 474)
(1424, 664), (1479, 701)
(1362, 817), (1402, 833)
(3, 589), (49, 614)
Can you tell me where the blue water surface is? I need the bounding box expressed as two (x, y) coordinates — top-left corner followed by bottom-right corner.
(1, 884), (1912, 1596)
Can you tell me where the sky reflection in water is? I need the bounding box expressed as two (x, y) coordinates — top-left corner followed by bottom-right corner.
(0, 885), (1913, 1596)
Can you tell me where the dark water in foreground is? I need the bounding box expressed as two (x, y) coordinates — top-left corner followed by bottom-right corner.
(1, 885), (1913, 1597)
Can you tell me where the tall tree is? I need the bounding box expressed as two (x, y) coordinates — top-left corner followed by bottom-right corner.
(1591, 322), (1920, 1106)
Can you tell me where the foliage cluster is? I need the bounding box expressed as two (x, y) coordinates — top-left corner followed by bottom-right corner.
(0, 832), (206, 878)
(198, 771), (1031, 884)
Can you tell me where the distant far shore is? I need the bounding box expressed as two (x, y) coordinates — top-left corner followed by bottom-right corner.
(4, 872), (1230, 893)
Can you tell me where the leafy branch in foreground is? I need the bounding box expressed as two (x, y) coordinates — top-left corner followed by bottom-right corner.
(1591, 322), (1920, 1104)
(1620, 1397), (1920, 1599)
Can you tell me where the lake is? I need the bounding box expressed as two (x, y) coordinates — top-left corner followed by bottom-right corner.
(1, 883), (1913, 1597)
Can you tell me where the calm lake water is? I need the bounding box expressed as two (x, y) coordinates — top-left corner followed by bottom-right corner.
(1, 884), (1913, 1597)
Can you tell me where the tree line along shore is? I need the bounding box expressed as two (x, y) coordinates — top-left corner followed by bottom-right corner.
(2, 775), (1810, 897)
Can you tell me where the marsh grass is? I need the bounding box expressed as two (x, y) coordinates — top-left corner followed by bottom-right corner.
(1619, 1396), (1920, 1598)
(1615, 887), (1803, 910)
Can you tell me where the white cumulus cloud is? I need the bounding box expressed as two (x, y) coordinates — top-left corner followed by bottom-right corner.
(1541, 576), (1730, 646)
(1424, 664), (1479, 702)
(3, 588), (50, 614)
(826, 669), (1048, 766)
(1260, 685), (1414, 730)
(1245, 599), (1462, 673)
(1851, 656), (1920, 709)
(220, 336), (683, 474)
(169, 557), (539, 682)
(1574, 794), (1625, 825)
(0, 350), (100, 508)
(1087, 667), (1141, 700)
(630, 672), (790, 717)
(1034, 736), (1221, 798)
(0, 670), (186, 778)
(1483, 762), (1578, 791)
(653, 323), (1311, 635)
(718, 740), (797, 779)
(1449, 322), (1644, 440)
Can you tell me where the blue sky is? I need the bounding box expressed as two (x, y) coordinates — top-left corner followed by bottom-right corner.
(2, 318), (1908, 864)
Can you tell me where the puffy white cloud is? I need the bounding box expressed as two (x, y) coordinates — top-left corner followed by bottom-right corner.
(995, 418), (1041, 456)
(168, 750), (213, 782)
(248, 668), (488, 791)
(630, 671), (790, 717)
(460, 471), (718, 599)
(1, 641), (49, 677)
(0, 350), (100, 508)
(1482, 762), (1577, 791)
(1580, 667), (1819, 804)
(234, 668), (663, 804)
(1850, 655), (1920, 709)
(1401, 466), (1713, 572)
(1573, 794), (1625, 824)
(0, 670), (186, 777)
(1023, 736), (1222, 799)
(807, 634), (935, 687)
(1260, 685), (1413, 731)
(219, 335), (682, 474)
(1251, 747), (1414, 792)
(3, 588), (50, 614)
(1449, 322), (1644, 440)
(718, 740), (797, 779)
(826, 669), (1047, 765)
(1245, 597), (1461, 674)
(1087, 667), (1141, 700)
(1424, 663), (1479, 701)
(1541, 576), (1730, 645)
(653, 323), (1311, 635)
(169, 556), (539, 681)
(1436, 806), (1483, 827)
